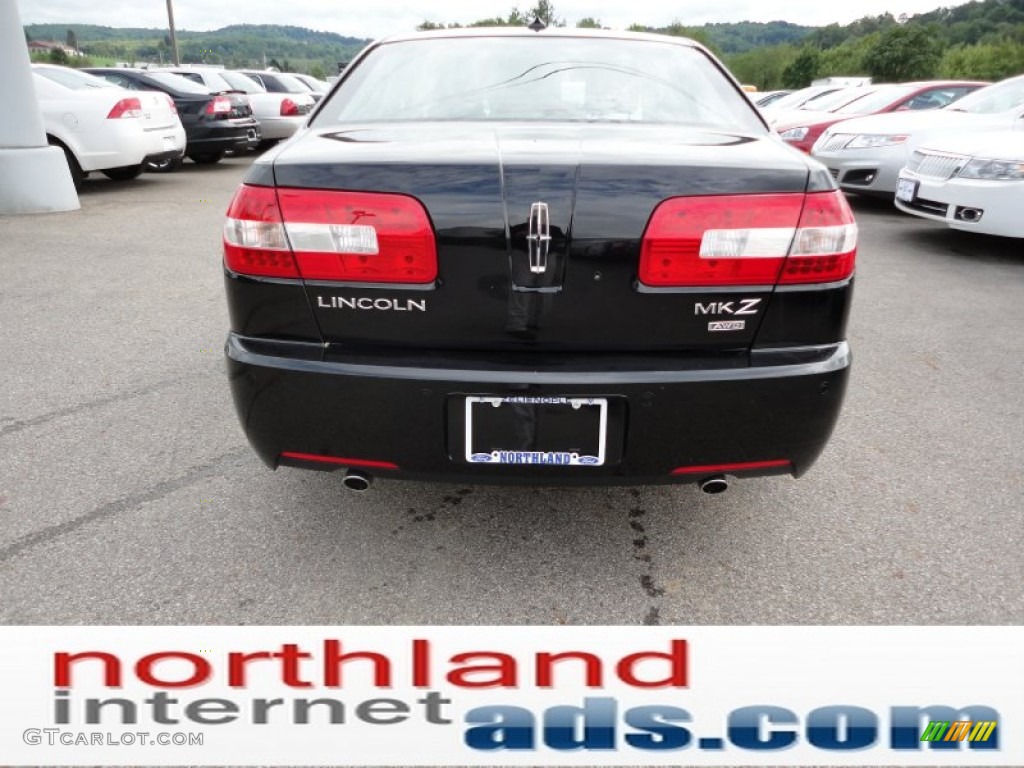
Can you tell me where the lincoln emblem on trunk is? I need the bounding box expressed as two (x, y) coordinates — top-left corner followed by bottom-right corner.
(526, 202), (552, 274)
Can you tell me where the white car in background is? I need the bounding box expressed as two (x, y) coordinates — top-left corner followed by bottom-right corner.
(759, 85), (847, 115)
(811, 73), (1024, 197)
(32, 64), (185, 185)
(895, 131), (1024, 238)
(162, 68), (311, 145)
(286, 72), (331, 102)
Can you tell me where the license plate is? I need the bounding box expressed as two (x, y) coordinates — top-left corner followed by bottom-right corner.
(162, 136), (176, 151)
(464, 396), (607, 467)
(896, 177), (917, 203)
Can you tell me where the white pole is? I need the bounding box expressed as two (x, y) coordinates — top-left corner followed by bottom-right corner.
(0, 0), (79, 213)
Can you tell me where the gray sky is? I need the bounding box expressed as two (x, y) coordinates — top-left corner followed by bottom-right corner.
(18, 0), (960, 39)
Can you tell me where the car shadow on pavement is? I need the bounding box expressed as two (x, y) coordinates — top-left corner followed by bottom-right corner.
(844, 193), (904, 217)
(902, 227), (1024, 265)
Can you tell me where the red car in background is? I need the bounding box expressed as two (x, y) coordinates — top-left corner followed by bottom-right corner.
(775, 81), (988, 153)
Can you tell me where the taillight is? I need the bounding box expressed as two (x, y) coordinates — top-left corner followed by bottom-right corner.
(778, 191), (857, 285)
(638, 191), (857, 287)
(223, 185), (438, 284)
(205, 96), (232, 116)
(280, 98), (299, 116)
(223, 186), (299, 279)
(106, 98), (143, 119)
(163, 94), (178, 114)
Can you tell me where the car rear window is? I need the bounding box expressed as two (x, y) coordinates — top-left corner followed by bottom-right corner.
(314, 36), (765, 131)
(144, 72), (212, 94)
(833, 85), (915, 114)
(34, 66), (118, 90)
(947, 76), (1024, 114)
(218, 71), (267, 93)
(258, 73), (309, 93)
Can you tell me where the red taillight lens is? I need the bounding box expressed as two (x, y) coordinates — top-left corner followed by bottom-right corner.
(778, 190), (857, 285)
(223, 185), (438, 284)
(280, 98), (299, 116)
(638, 191), (857, 287)
(223, 185), (299, 278)
(205, 95), (231, 115)
(106, 97), (143, 119)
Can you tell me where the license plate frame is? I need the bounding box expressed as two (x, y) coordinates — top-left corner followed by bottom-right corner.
(464, 396), (608, 467)
(896, 177), (918, 203)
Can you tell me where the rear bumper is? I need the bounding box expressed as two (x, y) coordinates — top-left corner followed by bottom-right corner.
(187, 121), (262, 154)
(226, 335), (851, 486)
(256, 116), (305, 140)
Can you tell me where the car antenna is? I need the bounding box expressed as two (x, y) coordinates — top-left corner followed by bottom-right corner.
(528, 16), (547, 31)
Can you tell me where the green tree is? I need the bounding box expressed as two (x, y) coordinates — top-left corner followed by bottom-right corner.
(576, 17), (602, 28)
(782, 46), (820, 88)
(816, 33), (876, 77)
(66, 29), (78, 51)
(726, 44), (798, 91)
(309, 63), (326, 80)
(48, 47), (70, 65)
(527, 1), (559, 25)
(865, 24), (942, 81)
(939, 38), (1024, 80)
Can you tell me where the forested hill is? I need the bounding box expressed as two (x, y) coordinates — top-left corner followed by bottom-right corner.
(23, 0), (1024, 84)
(701, 21), (815, 53)
(23, 23), (369, 76)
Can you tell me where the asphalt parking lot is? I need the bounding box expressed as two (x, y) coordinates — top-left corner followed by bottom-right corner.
(0, 156), (1021, 626)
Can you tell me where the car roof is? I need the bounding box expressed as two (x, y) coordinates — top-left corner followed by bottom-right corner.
(374, 26), (702, 48)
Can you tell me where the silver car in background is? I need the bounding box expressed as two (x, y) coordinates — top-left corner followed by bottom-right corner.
(811, 74), (1024, 197)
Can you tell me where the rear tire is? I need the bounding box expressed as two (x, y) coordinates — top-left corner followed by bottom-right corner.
(102, 165), (144, 181)
(49, 139), (84, 190)
(188, 152), (224, 165)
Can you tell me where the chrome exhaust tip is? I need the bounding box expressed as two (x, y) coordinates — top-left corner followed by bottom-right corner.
(341, 470), (372, 492)
(699, 475), (729, 495)
(956, 207), (983, 223)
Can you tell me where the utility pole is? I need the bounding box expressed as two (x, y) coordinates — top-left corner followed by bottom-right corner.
(166, 0), (180, 66)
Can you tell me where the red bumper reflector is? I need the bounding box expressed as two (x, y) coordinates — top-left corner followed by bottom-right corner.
(279, 452), (399, 470)
(671, 459), (791, 476)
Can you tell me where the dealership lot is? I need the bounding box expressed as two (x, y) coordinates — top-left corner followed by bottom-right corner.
(0, 157), (1021, 626)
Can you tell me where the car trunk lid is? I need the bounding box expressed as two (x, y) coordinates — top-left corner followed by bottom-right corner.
(266, 122), (819, 352)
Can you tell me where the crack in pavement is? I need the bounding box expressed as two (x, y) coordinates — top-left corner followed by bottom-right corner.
(627, 488), (665, 625)
(0, 372), (219, 439)
(0, 448), (250, 564)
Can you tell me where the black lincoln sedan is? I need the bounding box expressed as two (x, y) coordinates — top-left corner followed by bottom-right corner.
(223, 27), (855, 493)
(85, 68), (261, 168)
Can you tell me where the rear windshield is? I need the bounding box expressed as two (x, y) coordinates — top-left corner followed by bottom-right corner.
(34, 66), (117, 90)
(801, 87), (874, 112)
(314, 36), (765, 131)
(145, 72), (211, 94)
(260, 73), (309, 93)
(947, 76), (1024, 114)
(764, 87), (838, 112)
(833, 86), (915, 114)
(218, 71), (267, 93)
